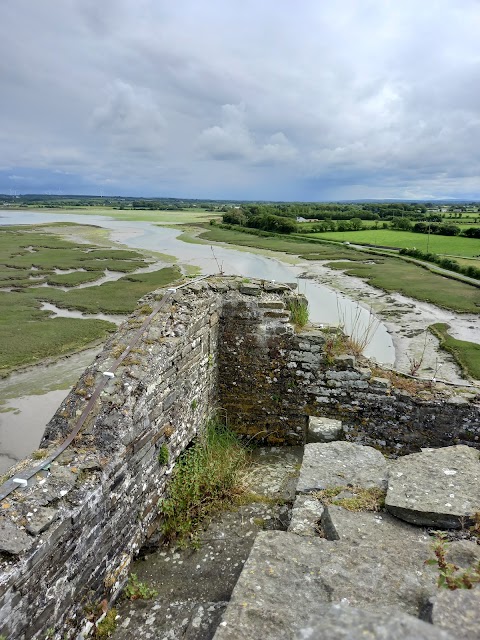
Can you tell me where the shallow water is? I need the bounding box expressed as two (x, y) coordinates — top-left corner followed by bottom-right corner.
(0, 212), (394, 472)
(0, 348), (100, 473)
(40, 301), (125, 325)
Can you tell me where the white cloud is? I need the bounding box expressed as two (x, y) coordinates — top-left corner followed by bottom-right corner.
(197, 104), (297, 165)
(1, 0), (480, 198)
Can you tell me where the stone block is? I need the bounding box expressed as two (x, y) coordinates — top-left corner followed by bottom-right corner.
(239, 283), (261, 296)
(385, 445), (480, 528)
(296, 442), (389, 494)
(333, 354), (356, 368)
(288, 494), (324, 536)
(25, 507), (58, 536)
(426, 588), (480, 639)
(307, 416), (343, 443)
(0, 518), (32, 555)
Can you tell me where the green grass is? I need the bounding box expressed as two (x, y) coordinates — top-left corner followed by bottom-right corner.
(0, 226), (183, 374)
(428, 323), (480, 380)
(26, 266), (181, 314)
(46, 270), (104, 287)
(158, 420), (247, 547)
(199, 226), (371, 261)
(0, 287), (117, 374)
(310, 229), (480, 257)
(12, 206), (221, 226)
(326, 258), (480, 313)
(286, 296), (309, 330)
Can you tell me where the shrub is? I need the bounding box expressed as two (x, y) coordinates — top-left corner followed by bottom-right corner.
(426, 533), (480, 589)
(124, 573), (158, 600)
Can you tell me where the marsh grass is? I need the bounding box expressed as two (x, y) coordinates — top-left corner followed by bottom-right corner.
(158, 420), (248, 547)
(337, 301), (380, 357)
(286, 296), (309, 330)
(429, 323), (480, 380)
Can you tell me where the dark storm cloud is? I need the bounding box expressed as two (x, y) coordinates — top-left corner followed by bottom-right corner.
(1, 0), (480, 199)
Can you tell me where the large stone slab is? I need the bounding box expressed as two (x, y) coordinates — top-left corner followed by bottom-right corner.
(297, 604), (455, 640)
(425, 588), (480, 640)
(386, 445), (480, 528)
(296, 441), (389, 494)
(213, 529), (434, 632)
(321, 504), (431, 545)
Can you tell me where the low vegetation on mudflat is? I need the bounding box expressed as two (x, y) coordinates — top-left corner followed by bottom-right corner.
(429, 323), (480, 380)
(325, 258), (480, 313)
(0, 225), (181, 374)
(199, 226), (371, 261)
(200, 225), (480, 313)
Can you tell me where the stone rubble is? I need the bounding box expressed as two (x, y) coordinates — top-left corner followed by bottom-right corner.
(214, 429), (480, 640)
(385, 445), (480, 528)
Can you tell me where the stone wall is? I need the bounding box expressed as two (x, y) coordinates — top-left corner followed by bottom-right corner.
(288, 329), (480, 454)
(0, 276), (478, 639)
(0, 278), (300, 640)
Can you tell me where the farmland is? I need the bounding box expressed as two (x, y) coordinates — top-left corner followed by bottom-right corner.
(307, 229), (480, 258)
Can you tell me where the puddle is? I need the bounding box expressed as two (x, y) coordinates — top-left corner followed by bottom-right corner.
(40, 302), (124, 325)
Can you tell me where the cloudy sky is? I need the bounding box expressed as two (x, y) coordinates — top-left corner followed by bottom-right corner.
(1, 1), (480, 200)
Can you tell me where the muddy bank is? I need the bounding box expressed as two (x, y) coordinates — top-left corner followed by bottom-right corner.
(299, 260), (479, 385)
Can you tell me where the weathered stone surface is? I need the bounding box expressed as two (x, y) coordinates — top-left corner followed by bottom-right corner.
(288, 494), (324, 536)
(386, 445), (480, 528)
(307, 415), (343, 443)
(0, 517), (32, 555)
(296, 441), (389, 494)
(239, 283), (261, 296)
(320, 504), (430, 546)
(426, 588), (480, 640)
(297, 604), (455, 640)
(213, 530), (440, 639)
(25, 507), (58, 535)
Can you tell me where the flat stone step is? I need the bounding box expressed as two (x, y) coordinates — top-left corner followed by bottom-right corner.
(307, 415), (343, 443)
(211, 529), (467, 639)
(385, 445), (480, 528)
(296, 441), (389, 494)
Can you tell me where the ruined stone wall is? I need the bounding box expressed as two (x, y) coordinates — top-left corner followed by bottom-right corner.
(0, 282), (223, 639)
(287, 328), (480, 454)
(0, 278), (299, 640)
(0, 277), (478, 639)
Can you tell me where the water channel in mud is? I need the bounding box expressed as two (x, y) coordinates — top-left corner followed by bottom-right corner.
(0, 211), (395, 472)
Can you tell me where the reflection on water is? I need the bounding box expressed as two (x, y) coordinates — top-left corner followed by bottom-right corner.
(0, 390), (68, 473)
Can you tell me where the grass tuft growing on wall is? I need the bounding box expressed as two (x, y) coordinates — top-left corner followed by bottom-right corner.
(286, 296), (309, 330)
(158, 420), (248, 547)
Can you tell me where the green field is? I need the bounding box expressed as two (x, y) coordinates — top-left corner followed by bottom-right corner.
(200, 225), (480, 312)
(0, 225), (182, 374)
(429, 323), (480, 380)
(199, 226), (372, 261)
(11, 206), (221, 226)
(309, 229), (480, 258)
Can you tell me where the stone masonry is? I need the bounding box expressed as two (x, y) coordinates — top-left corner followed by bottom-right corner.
(0, 276), (478, 639)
